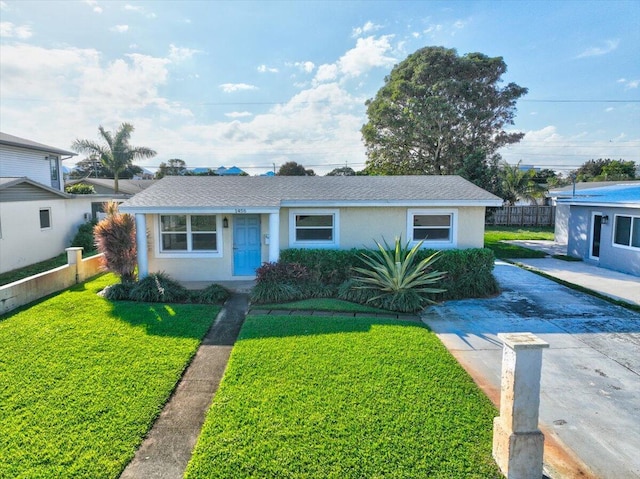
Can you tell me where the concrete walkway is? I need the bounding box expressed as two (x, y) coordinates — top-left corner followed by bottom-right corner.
(422, 262), (640, 479)
(120, 293), (248, 479)
(504, 239), (640, 306)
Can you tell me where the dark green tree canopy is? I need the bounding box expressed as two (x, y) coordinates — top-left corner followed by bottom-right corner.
(326, 166), (356, 176)
(156, 158), (188, 178)
(574, 158), (636, 182)
(362, 46), (528, 176)
(277, 161), (315, 176)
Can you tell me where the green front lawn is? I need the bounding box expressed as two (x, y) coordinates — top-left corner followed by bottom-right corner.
(485, 226), (554, 259)
(0, 274), (220, 478)
(185, 314), (502, 478)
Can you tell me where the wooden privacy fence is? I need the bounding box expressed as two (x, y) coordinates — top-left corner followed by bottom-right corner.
(487, 206), (555, 226)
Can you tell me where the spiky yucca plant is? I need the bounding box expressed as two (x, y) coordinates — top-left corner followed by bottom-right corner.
(93, 201), (137, 283)
(352, 237), (446, 312)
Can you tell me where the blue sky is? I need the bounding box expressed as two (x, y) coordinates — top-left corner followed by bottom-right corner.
(1, 0), (638, 175)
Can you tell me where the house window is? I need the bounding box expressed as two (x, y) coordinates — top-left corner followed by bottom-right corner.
(407, 209), (457, 247)
(289, 209), (339, 247)
(160, 215), (218, 252)
(39, 208), (51, 229)
(613, 215), (640, 249)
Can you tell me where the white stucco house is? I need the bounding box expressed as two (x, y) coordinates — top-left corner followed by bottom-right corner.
(555, 183), (640, 277)
(119, 175), (503, 282)
(1, 132), (108, 273)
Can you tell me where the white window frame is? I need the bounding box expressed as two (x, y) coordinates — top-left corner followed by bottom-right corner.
(156, 214), (223, 258)
(289, 209), (340, 248)
(39, 208), (52, 230)
(612, 213), (640, 251)
(407, 209), (457, 248)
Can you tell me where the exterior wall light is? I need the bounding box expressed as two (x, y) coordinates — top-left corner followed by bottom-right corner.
(601, 215), (609, 225)
(223, 217), (229, 228)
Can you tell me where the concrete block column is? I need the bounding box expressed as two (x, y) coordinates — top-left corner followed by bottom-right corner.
(135, 214), (148, 279)
(66, 247), (83, 283)
(493, 332), (549, 479)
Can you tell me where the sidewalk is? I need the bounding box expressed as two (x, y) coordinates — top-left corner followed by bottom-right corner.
(120, 293), (249, 479)
(505, 240), (640, 306)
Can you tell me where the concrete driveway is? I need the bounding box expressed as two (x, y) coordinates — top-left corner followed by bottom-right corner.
(422, 261), (640, 479)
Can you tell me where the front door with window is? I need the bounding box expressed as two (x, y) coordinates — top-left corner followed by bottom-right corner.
(233, 215), (261, 276)
(590, 212), (603, 259)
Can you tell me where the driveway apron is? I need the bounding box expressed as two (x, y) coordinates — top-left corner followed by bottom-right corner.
(422, 262), (640, 479)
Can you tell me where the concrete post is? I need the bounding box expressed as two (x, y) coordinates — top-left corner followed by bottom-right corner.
(135, 214), (148, 279)
(66, 247), (83, 283)
(493, 332), (549, 479)
(268, 212), (280, 263)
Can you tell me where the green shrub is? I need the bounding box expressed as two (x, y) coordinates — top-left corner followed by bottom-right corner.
(65, 183), (96, 194)
(70, 220), (98, 252)
(279, 249), (365, 285)
(349, 238), (446, 313)
(192, 284), (230, 304)
(102, 282), (134, 300)
(251, 282), (301, 304)
(129, 272), (191, 303)
(266, 246), (498, 309)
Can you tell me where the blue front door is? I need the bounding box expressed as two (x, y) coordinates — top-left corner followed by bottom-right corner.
(233, 215), (262, 276)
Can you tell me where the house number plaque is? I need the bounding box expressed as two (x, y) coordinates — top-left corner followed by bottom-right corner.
(235, 208), (247, 214)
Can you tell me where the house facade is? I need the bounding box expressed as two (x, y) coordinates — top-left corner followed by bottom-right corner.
(558, 184), (640, 276)
(0, 132), (103, 273)
(119, 175), (503, 282)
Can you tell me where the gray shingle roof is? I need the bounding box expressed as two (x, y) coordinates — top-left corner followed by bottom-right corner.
(0, 132), (76, 157)
(120, 175), (502, 212)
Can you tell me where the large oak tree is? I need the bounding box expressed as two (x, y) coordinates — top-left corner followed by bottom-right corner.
(362, 47), (528, 177)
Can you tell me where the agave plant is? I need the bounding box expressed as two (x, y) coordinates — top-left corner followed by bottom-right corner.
(352, 237), (446, 312)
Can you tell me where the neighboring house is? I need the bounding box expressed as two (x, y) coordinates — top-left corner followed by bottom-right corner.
(0, 132), (102, 273)
(215, 166), (246, 176)
(548, 180), (640, 244)
(554, 183), (640, 276)
(0, 131), (76, 191)
(0, 177), (97, 273)
(119, 175), (502, 282)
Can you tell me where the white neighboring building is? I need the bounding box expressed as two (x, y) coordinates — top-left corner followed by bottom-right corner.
(0, 132), (98, 273)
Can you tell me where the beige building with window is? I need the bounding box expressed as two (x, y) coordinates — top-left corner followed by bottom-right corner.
(120, 175), (503, 282)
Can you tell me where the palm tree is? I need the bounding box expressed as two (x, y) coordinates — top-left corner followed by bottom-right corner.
(71, 123), (156, 193)
(500, 161), (546, 205)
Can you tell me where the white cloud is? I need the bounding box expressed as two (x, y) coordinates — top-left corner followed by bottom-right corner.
(124, 4), (156, 18)
(168, 44), (200, 62)
(257, 64), (279, 73)
(0, 1), (8, 10)
(352, 21), (382, 38)
(315, 64), (338, 82)
(0, 22), (33, 39)
(617, 78), (639, 89)
(423, 24), (443, 35)
(337, 35), (396, 78)
(577, 39), (619, 58)
(225, 111), (253, 118)
(219, 83), (258, 93)
(83, 0), (102, 13)
(290, 61), (315, 73)
(313, 35), (396, 84)
(110, 24), (129, 33)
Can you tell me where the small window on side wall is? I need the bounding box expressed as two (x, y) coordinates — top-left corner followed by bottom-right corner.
(407, 209), (457, 247)
(40, 208), (51, 229)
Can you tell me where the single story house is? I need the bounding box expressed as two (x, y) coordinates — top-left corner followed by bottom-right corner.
(548, 180), (640, 244)
(556, 183), (640, 276)
(119, 175), (503, 282)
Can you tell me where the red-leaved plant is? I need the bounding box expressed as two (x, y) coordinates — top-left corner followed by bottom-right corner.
(93, 201), (137, 283)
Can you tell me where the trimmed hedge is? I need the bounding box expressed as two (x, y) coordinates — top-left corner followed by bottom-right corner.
(260, 248), (498, 308)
